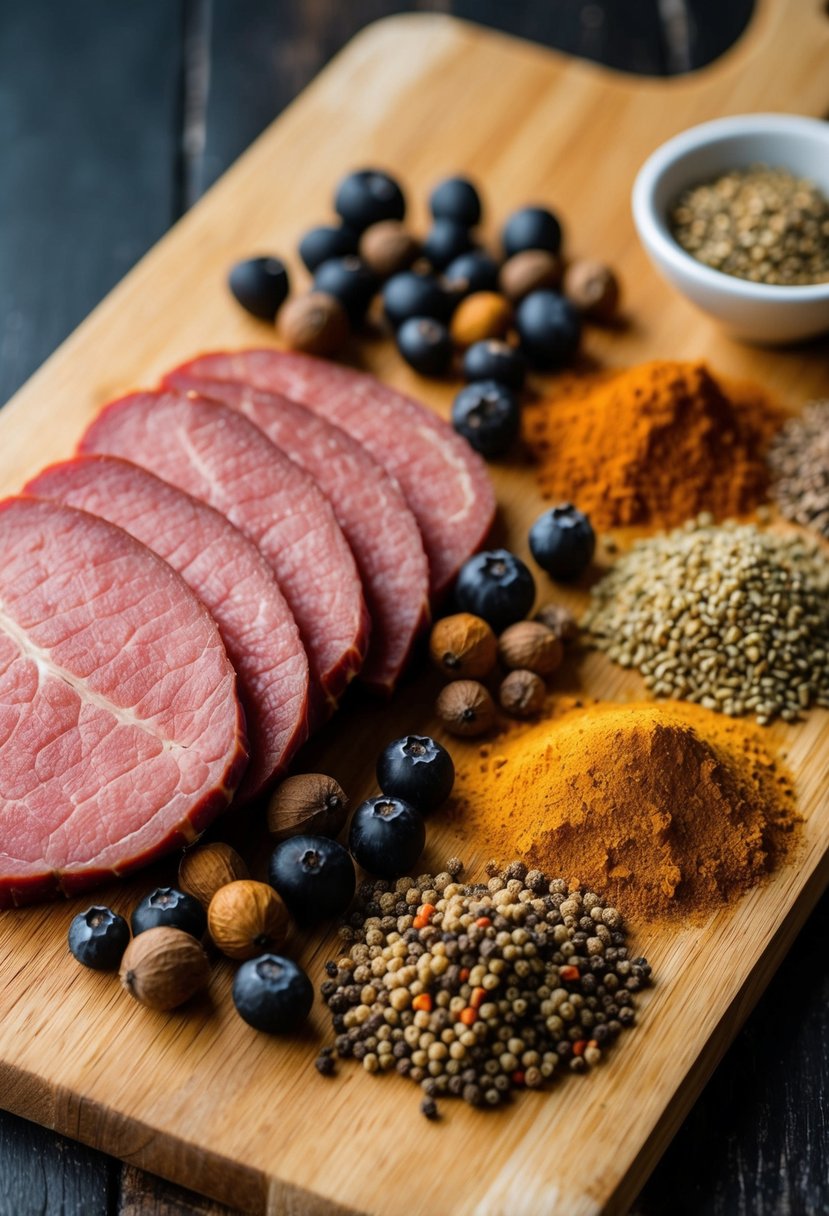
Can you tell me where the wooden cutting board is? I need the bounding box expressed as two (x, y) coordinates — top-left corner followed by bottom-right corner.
(2, 2), (829, 1213)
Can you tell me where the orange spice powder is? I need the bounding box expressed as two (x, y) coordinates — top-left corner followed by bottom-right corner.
(444, 699), (798, 922)
(523, 360), (785, 530)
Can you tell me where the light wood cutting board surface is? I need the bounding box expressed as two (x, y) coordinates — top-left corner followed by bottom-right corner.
(1, 3), (829, 1213)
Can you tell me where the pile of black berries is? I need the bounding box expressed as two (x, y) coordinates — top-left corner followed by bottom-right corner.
(315, 860), (652, 1117)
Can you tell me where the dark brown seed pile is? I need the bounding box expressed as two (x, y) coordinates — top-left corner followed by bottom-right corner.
(670, 166), (829, 285)
(769, 400), (829, 540)
(315, 860), (651, 1116)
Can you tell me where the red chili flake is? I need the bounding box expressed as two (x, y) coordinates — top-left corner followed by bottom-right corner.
(412, 993), (433, 1013)
(475, 916), (492, 927)
(560, 965), (580, 982)
(459, 967), (470, 982)
(459, 1007), (477, 1026)
(573, 1040), (588, 1057)
(470, 986), (486, 1009)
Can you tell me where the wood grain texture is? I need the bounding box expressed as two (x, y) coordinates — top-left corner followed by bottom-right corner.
(0, 1106), (114, 1216)
(0, 0), (182, 406)
(1, 2), (829, 1214)
(631, 891), (829, 1215)
(118, 1165), (235, 1216)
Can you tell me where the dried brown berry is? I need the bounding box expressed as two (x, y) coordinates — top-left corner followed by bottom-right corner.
(534, 602), (579, 643)
(499, 250), (562, 303)
(359, 221), (421, 278)
(499, 669), (546, 717)
(267, 773), (349, 841)
(207, 880), (291, 960)
(119, 926), (210, 1011)
(450, 292), (513, 348)
(497, 621), (563, 677)
(178, 841), (249, 909)
(435, 680), (496, 737)
(429, 612), (497, 680)
(563, 259), (620, 322)
(278, 291), (349, 356)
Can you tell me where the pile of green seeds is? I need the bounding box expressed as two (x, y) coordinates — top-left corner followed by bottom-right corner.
(769, 400), (829, 540)
(583, 517), (829, 724)
(669, 166), (829, 286)
(316, 860), (651, 1117)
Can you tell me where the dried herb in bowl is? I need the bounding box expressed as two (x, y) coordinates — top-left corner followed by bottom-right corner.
(669, 165), (829, 286)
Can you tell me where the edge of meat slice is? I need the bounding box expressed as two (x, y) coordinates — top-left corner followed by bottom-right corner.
(25, 455), (309, 800)
(165, 374), (430, 695)
(79, 391), (370, 723)
(0, 496), (247, 908)
(162, 349), (496, 599)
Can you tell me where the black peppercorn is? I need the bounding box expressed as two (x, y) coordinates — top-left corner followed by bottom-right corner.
(315, 1053), (336, 1076)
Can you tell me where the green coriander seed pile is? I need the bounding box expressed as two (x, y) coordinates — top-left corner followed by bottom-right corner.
(583, 517), (829, 724)
(316, 860), (651, 1118)
(769, 400), (829, 541)
(669, 165), (829, 286)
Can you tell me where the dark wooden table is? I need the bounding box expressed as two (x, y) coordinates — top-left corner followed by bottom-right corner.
(1, 3), (826, 1213)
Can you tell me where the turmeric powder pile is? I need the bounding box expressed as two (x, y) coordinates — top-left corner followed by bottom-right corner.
(445, 700), (798, 922)
(523, 360), (784, 530)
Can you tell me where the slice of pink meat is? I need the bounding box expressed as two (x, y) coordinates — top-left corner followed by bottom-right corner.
(79, 392), (369, 721)
(165, 374), (430, 694)
(25, 455), (309, 801)
(0, 496), (247, 908)
(162, 350), (496, 599)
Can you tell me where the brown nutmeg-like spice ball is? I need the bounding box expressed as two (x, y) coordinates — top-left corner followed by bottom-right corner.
(429, 613), (497, 680)
(267, 772), (349, 841)
(436, 680), (496, 737)
(178, 841), (249, 909)
(499, 250), (562, 302)
(359, 221), (421, 278)
(208, 880), (291, 960)
(563, 259), (620, 322)
(278, 291), (350, 356)
(534, 602), (579, 643)
(450, 292), (513, 348)
(120, 926), (210, 1011)
(499, 669), (546, 717)
(498, 621), (563, 677)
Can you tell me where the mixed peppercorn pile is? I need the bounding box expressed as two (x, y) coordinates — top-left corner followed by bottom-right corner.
(316, 860), (651, 1117)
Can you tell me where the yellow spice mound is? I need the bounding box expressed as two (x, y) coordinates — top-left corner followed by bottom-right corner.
(447, 701), (798, 921)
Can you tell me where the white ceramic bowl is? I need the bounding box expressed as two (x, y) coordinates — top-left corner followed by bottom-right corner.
(632, 114), (829, 344)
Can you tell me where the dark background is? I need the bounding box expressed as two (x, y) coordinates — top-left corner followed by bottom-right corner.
(1, 2), (827, 1214)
